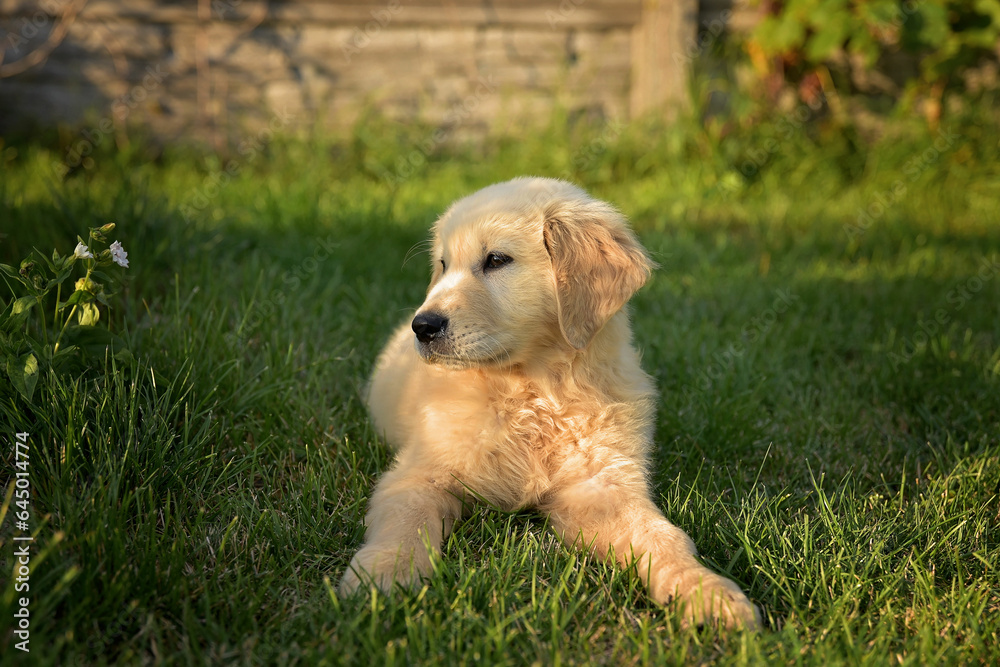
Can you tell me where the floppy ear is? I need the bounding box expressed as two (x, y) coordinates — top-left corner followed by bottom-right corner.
(544, 203), (655, 349)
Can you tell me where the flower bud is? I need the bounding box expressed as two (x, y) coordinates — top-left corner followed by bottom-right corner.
(75, 277), (99, 293)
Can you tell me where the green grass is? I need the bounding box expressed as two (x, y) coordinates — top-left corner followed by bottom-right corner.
(1, 104), (999, 665)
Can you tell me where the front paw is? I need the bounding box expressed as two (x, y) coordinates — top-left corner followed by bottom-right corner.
(673, 570), (762, 631)
(338, 544), (432, 596)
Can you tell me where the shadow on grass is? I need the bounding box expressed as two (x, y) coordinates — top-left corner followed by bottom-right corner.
(5, 176), (997, 492)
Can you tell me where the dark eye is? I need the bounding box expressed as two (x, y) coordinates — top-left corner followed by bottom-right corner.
(483, 252), (512, 271)
(440, 259), (446, 272)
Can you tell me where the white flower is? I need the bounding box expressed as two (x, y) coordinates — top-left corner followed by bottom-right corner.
(110, 240), (129, 268)
(74, 242), (94, 259)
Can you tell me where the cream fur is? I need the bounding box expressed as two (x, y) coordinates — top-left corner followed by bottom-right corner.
(339, 177), (761, 630)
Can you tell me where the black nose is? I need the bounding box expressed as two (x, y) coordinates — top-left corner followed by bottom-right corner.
(412, 312), (448, 344)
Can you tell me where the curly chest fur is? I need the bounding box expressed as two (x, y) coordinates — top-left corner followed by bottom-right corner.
(447, 378), (636, 511)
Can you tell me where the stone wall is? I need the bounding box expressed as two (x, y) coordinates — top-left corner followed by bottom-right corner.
(0, 1), (740, 144)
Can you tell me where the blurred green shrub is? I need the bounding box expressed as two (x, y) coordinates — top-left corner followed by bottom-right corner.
(748, 0), (1000, 116)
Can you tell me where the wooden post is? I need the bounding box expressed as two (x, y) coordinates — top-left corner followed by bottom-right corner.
(630, 0), (698, 119)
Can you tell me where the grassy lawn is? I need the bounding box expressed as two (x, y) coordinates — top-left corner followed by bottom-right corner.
(1, 108), (999, 665)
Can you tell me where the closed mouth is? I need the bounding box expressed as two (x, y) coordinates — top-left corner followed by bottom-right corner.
(414, 336), (510, 368)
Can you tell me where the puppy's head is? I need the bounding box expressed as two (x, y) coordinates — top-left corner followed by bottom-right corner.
(411, 177), (653, 368)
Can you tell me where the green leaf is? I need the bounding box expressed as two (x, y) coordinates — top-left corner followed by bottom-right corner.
(2, 296), (36, 333)
(35, 246), (59, 273)
(806, 23), (848, 61)
(974, 0), (1000, 24)
(858, 0), (902, 27)
(50, 344), (80, 373)
(45, 264), (75, 291)
(58, 289), (96, 311)
(90, 269), (115, 281)
(959, 26), (1000, 49)
(59, 325), (130, 361)
(847, 30), (880, 66)
(7, 352), (39, 402)
(11, 295), (35, 317)
(754, 14), (808, 55)
(915, 2), (951, 47)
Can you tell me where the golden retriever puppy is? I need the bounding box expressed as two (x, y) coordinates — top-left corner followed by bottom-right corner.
(340, 177), (760, 629)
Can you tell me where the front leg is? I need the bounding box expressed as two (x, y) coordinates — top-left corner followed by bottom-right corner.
(543, 465), (761, 630)
(339, 466), (464, 595)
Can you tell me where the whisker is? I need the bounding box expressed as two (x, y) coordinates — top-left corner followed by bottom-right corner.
(402, 239), (434, 268)
(478, 333), (513, 370)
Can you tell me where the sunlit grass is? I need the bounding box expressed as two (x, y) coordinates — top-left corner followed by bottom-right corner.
(1, 106), (998, 664)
